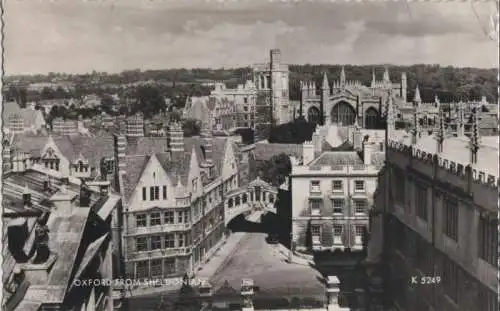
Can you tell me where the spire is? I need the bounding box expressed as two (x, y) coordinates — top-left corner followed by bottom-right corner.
(412, 100), (420, 145)
(340, 66), (346, 86)
(383, 67), (390, 83)
(413, 85), (422, 105)
(469, 106), (480, 164)
(386, 91), (395, 137)
(435, 103), (445, 153)
(322, 72), (329, 90)
(457, 102), (465, 137)
(371, 69), (376, 86)
(434, 94), (440, 108)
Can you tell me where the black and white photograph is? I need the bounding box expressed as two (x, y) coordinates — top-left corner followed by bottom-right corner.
(1, 1), (498, 311)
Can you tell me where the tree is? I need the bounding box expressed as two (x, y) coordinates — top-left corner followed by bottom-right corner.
(182, 118), (201, 137)
(258, 153), (292, 187)
(233, 128), (254, 144)
(268, 117), (315, 144)
(101, 95), (115, 115)
(41, 87), (55, 100)
(132, 85), (166, 118)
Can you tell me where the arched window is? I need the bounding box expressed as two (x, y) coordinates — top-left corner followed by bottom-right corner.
(331, 101), (356, 125)
(242, 193), (247, 203)
(228, 198), (233, 208)
(78, 161), (84, 172)
(364, 107), (379, 129)
(235, 197), (240, 206)
(269, 194), (275, 203)
(307, 107), (321, 125)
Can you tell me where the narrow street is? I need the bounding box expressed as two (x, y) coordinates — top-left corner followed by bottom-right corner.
(210, 231), (325, 299)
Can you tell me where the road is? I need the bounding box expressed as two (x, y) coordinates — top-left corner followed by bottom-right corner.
(210, 231), (325, 299)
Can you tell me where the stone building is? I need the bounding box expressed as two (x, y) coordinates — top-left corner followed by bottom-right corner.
(371, 106), (499, 311)
(299, 68), (407, 129)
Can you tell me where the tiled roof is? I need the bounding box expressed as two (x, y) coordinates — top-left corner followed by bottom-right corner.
(121, 155), (150, 201)
(126, 136), (170, 155)
(156, 152), (192, 187)
(253, 142), (303, 161)
(11, 134), (115, 168)
(309, 151), (363, 167)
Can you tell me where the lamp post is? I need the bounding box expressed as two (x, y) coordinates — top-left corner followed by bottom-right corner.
(288, 232), (293, 264)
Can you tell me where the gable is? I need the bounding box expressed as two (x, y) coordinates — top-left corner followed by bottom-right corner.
(221, 140), (237, 180)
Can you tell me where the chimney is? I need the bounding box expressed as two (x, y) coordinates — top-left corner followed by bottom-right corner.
(113, 134), (127, 174)
(312, 127), (322, 154)
(23, 184), (32, 207)
(326, 276), (349, 311)
(241, 279), (255, 311)
(353, 126), (363, 151)
(436, 104), (445, 153)
(79, 180), (91, 207)
(50, 184), (77, 216)
(200, 126), (213, 163)
(362, 138), (375, 165)
(302, 141), (315, 165)
(169, 122), (185, 160)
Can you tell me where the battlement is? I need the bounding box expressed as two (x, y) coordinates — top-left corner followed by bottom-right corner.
(387, 140), (499, 189)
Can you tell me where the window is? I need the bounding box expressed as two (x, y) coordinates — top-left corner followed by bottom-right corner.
(310, 180), (320, 193)
(177, 211), (184, 223)
(192, 178), (198, 191)
(164, 211), (174, 224)
(332, 180), (343, 191)
(162, 185), (167, 199)
(178, 234), (186, 247)
(478, 285), (499, 311)
(150, 259), (162, 278)
(244, 97), (248, 104)
(151, 235), (162, 250)
(136, 261), (149, 279)
(354, 199), (367, 215)
(311, 225), (321, 245)
(136, 214), (147, 227)
(310, 199), (321, 216)
(164, 258), (176, 276)
(443, 196), (458, 241)
(442, 257), (459, 302)
(150, 212), (161, 226)
(415, 183), (428, 221)
(184, 211), (189, 223)
(136, 237), (148, 252)
(355, 226), (364, 244)
(334, 226), (343, 238)
(478, 214), (498, 266)
(164, 234), (175, 248)
(354, 180), (365, 192)
(142, 187), (147, 201)
(393, 168), (405, 204)
(332, 199), (344, 215)
(149, 187), (154, 201)
(154, 186), (159, 200)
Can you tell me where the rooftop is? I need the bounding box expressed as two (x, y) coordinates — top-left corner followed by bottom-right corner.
(413, 135), (498, 177)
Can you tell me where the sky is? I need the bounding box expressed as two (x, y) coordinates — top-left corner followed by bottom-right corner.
(3, 0), (498, 75)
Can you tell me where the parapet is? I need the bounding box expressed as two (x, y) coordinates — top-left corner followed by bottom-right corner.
(387, 140), (499, 189)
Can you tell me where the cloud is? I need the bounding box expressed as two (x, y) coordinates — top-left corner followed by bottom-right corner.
(3, 0), (497, 74)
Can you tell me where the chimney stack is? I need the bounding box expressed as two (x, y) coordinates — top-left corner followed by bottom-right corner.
(353, 126), (363, 151)
(79, 180), (91, 207)
(50, 184), (77, 216)
(362, 137), (375, 165)
(302, 140), (315, 165)
(470, 107), (480, 164)
(23, 184), (32, 207)
(169, 122), (185, 160)
(200, 126), (213, 163)
(113, 134), (127, 175)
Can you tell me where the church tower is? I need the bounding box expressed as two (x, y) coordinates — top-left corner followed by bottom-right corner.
(270, 49), (289, 125)
(401, 72), (407, 103)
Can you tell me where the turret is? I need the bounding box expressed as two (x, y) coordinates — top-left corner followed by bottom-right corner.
(457, 102), (465, 137)
(413, 85), (422, 107)
(435, 103), (445, 153)
(321, 72), (329, 125)
(371, 69), (376, 88)
(401, 72), (407, 102)
(340, 66), (346, 87)
(383, 68), (390, 84)
(469, 107), (480, 164)
(386, 92), (395, 138)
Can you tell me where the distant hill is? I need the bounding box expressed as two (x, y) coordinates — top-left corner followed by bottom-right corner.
(5, 64), (497, 103)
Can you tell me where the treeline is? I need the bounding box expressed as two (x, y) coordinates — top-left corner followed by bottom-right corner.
(6, 64), (497, 105)
(287, 64), (498, 103)
(268, 117), (316, 144)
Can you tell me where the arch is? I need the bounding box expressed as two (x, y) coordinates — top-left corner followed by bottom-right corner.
(331, 101), (356, 125)
(307, 106), (321, 125)
(228, 198), (233, 208)
(242, 193), (248, 203)
(269, 194), (275, 203)
(364, 107), (379, 129)
(235, 196), (241, 206)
